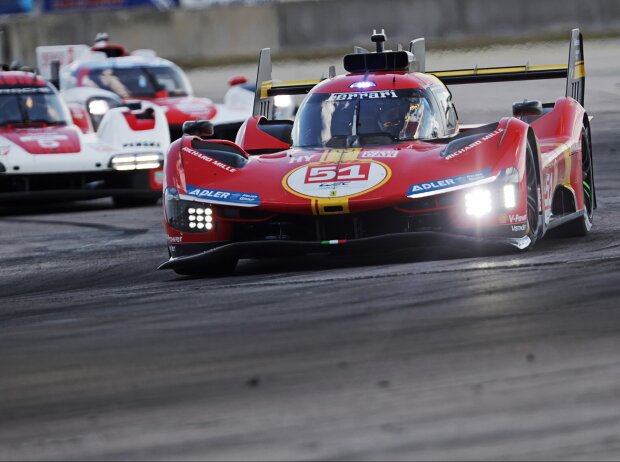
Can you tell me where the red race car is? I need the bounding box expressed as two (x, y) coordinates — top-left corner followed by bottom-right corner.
(160, 29), (594, 276)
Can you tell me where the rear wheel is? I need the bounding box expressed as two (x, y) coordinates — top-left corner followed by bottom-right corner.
(561, 125), (594, 236)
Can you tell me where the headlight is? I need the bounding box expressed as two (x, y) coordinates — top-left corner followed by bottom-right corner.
(110, 153), (163, 171)
(503, 184), (517, 209)
(463, 168), (519, 217)
(88, 99), (110, 116)
(465, 188), (492, 216)
(165, 187), (214, 232)
(274, 94), (293, 108)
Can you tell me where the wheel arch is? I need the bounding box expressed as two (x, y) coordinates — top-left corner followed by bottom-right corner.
(582, 113), (597, 210)
(526, 126), (544, 238)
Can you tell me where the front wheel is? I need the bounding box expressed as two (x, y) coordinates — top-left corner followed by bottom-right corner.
(524, 141), (541, 248)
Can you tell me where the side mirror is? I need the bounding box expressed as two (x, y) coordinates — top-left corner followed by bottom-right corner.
(228, 75), (247, 86)
(183, 119), (214, 138)
(512, 100), (543, 118)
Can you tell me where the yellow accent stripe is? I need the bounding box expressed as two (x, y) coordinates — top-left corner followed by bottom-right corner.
(322, 148), (361, 163)
(315, 197), (351, 215)
(259, 80), (273, 99)
(574, 60), (585, 79)
(430, 64), (568, 78)
(271, 79), (322, 88)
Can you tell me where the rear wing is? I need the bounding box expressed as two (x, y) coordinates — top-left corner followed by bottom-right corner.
(252, 48), (321, 119)
(253, 28), (585, 118)
(426, 28), (585, 106)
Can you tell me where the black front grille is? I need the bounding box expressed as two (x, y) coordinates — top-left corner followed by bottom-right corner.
(233, 207), (452, 243)
(0, 171), (150, 194)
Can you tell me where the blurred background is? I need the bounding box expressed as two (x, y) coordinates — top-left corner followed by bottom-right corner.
(2, 0), (620, 71)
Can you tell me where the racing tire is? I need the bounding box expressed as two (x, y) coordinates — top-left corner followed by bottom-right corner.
(112, 195), (160, 208)
(525, 141), (541, 249)
(560, 125), (594, 236)
(173, 257), (239, 277)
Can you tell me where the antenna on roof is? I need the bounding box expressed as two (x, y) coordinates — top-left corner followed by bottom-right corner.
(371, 29), (387, 53)
(328, 65), (336, 79)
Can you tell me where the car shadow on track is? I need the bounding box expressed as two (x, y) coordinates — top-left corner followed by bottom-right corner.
(170, 243), (522, 281)
(0, 199), (161, 217)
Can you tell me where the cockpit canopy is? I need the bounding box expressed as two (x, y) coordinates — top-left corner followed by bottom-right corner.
(292, 88), (441, 148)
(0, 84), (70, 127)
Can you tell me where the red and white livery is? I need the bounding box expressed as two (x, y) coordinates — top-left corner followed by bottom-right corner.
(0, 70), (169, 206)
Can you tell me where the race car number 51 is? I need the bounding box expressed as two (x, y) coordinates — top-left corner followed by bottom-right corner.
(305, 164), (370, 183)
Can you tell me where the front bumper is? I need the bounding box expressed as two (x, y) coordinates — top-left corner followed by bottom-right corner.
(159, 231), (531, 271)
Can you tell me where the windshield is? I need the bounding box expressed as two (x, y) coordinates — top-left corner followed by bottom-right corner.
(293, 89), (439, 148)
(0, 87), (70, 126)
(82, 65), (191, 98)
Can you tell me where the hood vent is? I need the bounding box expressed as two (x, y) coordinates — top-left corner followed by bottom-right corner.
(190, 139), (248, 169)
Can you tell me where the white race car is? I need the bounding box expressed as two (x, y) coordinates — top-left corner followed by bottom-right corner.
(36, 34), (266, 141)
(0, 70), (170, 206)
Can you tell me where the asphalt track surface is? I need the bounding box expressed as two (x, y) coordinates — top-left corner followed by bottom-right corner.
(2, 40), (620, 460)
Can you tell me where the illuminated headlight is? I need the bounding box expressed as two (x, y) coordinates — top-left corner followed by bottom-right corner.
(465, 188), (492, 216)
(165, 188), (216, 232)
(88, 99), (110, 116)
(187, 206), (214, 231)
(503, 184), (517, 209)
(274, 94), (293, 108)
(110, 153), (163, 171)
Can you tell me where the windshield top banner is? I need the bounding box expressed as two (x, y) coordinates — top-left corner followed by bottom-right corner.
(43, 0), (178, 12)
(0, 0), (34, 13)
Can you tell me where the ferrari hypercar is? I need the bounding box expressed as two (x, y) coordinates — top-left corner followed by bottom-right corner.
(159, 29), (594, 275)
(0, 69), (170, 206)
(36, 34), (260, 140)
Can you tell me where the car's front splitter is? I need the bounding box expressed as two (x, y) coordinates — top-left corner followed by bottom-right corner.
(158, 231), (531, 271)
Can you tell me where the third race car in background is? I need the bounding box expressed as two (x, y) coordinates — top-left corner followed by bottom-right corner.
(35, 34), (283, 141)
(159, 29), (595, 275)
(0, 69), (169, 206)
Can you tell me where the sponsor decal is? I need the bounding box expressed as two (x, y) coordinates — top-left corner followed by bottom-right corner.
(168, 236), (183, 244)
(327, 90), (398, 102)
(182, 146), (237, 173)
(359, 150), (398, 159)
(511, 223), (527, 232)
(0, 146), (10, 156)
(185, 185), (260, 206)
(444, 128), (504, 160)
(508, 213), (527, 224)
(284, 161), (390, 199)
(122, 141), (161, 148)
(20, 134), (68, 149)
(543, 172), (553, 208)
(0, 87), (52, 95)
(407, 168), (492, 196)
(289, 154), (318, 164)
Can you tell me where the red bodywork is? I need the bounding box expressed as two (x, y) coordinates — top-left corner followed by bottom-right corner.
(161, 58), (591, 270)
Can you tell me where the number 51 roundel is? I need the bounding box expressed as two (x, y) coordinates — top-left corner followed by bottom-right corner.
(283, 161), (391, 199)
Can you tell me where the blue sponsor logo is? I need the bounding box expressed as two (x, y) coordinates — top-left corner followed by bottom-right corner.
(185, 185), (260, 206)
(407, 168), (492, 196)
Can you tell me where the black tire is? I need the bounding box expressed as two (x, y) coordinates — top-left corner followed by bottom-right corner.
(113, 195), (160, 208)
(173, 257), (239, 277)
(525, 141), (541, 248)
(561, 124), (594, 236)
